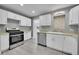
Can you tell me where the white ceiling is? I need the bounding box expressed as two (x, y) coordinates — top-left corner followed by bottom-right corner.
(0, 4), (76, 17)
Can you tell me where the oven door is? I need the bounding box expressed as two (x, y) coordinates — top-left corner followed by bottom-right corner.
(9, 34), (24, 45)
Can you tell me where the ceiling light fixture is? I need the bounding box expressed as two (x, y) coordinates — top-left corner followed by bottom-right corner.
(32, 10), (35, 14)
(20, 4), (24, 6)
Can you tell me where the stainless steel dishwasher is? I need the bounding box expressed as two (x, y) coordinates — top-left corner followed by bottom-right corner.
(37, 32), (46, 47)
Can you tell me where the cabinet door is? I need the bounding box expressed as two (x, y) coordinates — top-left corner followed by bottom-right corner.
(15, 14), (21, 20)
(20, 17), (27, 26)
(26, 18), (31, 26)
(47, 34), (56, 48)
(24, 32), (27, 40)
(39, 16), (44, 26)
(63, 36), (77, 54)
(45, 14), (51, 25)
(24, 31), (31, 40)
(69, 5), (79, 25)
(40, 14), (51, 26)
(0, 34), (9, 51)
(27, 31), (31, 40)
(53, 35), (64, 51)
(0, 9), (7, 24)
(20, 17), (31, 26)
(47, 34), (64, 51)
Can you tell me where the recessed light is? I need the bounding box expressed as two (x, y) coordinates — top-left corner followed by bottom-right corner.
(20, 4), (24, 6)
(32, 10), (35, 14)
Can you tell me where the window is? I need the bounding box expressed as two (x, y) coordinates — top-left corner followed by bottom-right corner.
(53, 15), (65, 32)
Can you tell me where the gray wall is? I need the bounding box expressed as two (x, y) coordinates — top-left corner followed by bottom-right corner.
(36, 6), (78, 33)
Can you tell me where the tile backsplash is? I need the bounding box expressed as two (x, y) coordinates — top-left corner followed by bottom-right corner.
(20, 26), (31, 32)
(5, 19), (20, 29)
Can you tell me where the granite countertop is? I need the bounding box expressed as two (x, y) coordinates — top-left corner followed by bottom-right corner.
(38, 31), (78, 37)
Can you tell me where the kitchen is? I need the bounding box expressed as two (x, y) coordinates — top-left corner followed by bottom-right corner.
(0, 4), (79, 55)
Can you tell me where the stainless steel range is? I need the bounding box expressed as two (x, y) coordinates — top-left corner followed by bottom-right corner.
(6, 30), (24, 49)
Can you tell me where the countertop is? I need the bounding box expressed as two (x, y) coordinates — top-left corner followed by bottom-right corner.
(0, 32), (9, 35)
(38, 31), (79, 37)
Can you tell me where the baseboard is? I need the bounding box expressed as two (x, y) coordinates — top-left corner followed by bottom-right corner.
(0, 48), (9, 54)
(38, 43), (47, 47)
(24, 38), (32, 42)
(47, 47), (72, 55)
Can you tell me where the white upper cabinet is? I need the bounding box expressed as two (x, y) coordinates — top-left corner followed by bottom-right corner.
(0, 8), (31, 26)
(0, 9), (7, 25)
(15, 14), (21, 20)
(20, 16), (27, 26)
(8, 11), (22, 20)
(20, 16), (31, 26)
(39, 14), (51, 26)
(7, 11), (16, 20)
(26, 18), (31, 26)
(69, 5), (79, 25)
(24, 31), (31, 40)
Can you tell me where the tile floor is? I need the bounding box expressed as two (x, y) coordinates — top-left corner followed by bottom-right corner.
(2, 39), (66, 55)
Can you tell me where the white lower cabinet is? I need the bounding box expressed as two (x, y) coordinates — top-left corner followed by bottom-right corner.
(47, 33), (77, 55)
(63, 36), (77, 55)
(0, 33), (9, 52)
(47, 34), (64, 51)
(24, 31), (31, 40)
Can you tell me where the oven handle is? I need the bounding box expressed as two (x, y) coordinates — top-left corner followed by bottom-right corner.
(10, 34), (23, 37)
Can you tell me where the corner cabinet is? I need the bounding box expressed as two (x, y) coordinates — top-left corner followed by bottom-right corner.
(0, 9), (7, 25)
(39, 14), (51, 26)
(20, 16), (31, 26)
(26, 18), (31, 26)
(69, 5), (79, 25)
